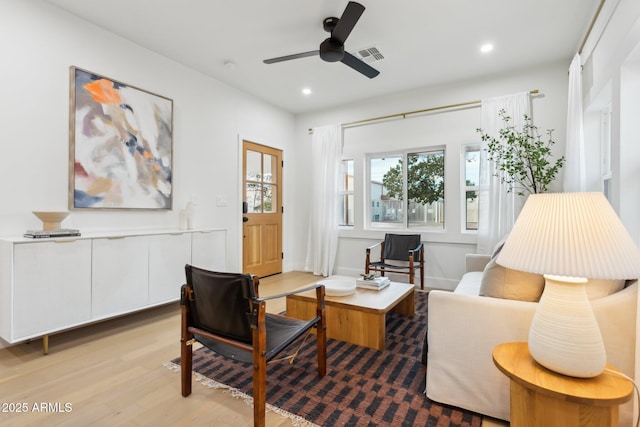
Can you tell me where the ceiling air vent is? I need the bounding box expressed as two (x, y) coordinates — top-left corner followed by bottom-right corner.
(353, 46), (384, 64)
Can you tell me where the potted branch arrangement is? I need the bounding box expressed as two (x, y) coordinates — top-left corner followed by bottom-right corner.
(477, 110), (565, 196)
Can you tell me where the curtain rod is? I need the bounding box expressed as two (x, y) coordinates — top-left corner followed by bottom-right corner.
(578, 0), (605, 55)
(308, 89), (540, 133)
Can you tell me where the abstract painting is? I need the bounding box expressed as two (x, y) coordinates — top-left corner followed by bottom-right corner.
(69, 67), (173, 209)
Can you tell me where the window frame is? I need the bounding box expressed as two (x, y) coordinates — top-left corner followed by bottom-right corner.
(365, 146), (446, 232)
(338, 159), (355, 227)
(461, 143), (480, 233)
(600, 104), (612, 200)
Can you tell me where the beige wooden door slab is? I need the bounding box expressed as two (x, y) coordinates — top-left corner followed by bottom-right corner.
(242, 140), (282, 277)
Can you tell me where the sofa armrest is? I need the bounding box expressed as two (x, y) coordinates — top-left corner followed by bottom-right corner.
(426, 290), (535, 421)
(426, 283), (638, 424)
(465, 254), (491, 272)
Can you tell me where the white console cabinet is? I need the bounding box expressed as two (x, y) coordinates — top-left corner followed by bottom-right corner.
(0, 228), (225, 349)
(10, 239), (92, 340)
(148, 233), (192, 305)
(92, 235), (150, 319)
(191, 229), (226, 271)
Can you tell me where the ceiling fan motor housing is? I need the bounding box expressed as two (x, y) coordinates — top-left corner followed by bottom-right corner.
(320, 37), (345, 62)
(263, 2), (379, 78)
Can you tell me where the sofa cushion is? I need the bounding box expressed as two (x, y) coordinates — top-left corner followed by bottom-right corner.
(479, 238), (544, 301)
(454, 272), (483, 295)
(585, 279), (626, 299)
(479, 256), (545, 301)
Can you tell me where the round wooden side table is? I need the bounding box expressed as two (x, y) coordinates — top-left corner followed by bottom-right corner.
(492, 342), (633, 427)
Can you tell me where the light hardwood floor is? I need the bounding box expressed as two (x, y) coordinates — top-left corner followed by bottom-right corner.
(0, 271), (506, 427)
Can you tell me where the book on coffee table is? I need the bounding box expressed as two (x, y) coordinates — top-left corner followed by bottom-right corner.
(356, 277), (390, 290)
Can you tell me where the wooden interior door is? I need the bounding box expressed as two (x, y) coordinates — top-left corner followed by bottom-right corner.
(242, 140), (283, 277)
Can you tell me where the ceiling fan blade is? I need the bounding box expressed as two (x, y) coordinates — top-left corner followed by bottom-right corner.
(341, 51), (379, 78)
(332, 1), (365, 44)
(263, 50), (319, 64)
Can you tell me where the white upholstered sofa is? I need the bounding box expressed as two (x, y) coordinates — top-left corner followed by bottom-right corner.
(425, 253), (638, 426)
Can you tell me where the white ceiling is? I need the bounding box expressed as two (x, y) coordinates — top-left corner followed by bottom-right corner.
(45, 0), (600, 114)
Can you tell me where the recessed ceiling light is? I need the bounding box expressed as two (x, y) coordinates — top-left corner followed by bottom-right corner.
(480, 43), (494, 54)
(302, 87), (312, 96)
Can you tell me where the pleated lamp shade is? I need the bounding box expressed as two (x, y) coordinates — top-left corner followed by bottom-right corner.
(496, 192), (640, 377)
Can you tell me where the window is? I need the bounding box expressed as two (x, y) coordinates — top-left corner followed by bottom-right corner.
(370, 155), (403, 225)
(463, 145), (480, 231)
(368, 149), (445, 229)
(245, 149), (277, 213)
(600, 105), (612, 200)
(339, 160), (354, 226)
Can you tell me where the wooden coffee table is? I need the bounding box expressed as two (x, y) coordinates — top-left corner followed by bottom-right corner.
(286, 280), (415, 350)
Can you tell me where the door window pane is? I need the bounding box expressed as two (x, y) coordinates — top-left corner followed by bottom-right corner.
(264, 153), (275, 183)
(263, 184), (275, 213)
(246, 183), (262, 213)
(246, 150), (261, 181)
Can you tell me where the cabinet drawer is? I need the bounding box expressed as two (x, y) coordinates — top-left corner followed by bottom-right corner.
(92, 236), (148, 319)
(13, 239), (91, 340)
(148, 233), (191, 304)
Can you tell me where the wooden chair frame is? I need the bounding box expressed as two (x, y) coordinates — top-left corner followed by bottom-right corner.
(365, 235), (425, 289)
(180, 276), (326, 427)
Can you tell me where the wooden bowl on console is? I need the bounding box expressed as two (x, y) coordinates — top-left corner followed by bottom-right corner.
(32, 211), (69, 231)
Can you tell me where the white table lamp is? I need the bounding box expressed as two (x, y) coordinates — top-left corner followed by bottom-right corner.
(496, 192), (640, 378)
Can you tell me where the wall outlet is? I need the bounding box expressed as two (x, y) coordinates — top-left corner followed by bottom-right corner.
(216, 196), (228, 207)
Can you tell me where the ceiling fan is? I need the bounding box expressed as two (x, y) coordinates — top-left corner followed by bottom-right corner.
(263, 1), (379, 79)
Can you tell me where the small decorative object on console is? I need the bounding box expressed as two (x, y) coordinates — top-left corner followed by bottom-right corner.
(32, 211), (69, 231)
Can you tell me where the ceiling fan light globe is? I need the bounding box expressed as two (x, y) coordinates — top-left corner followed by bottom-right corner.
(323, 17), (339, 33)
(319, 38), (344, 62)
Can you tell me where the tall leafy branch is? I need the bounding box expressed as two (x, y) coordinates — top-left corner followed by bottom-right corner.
(477, 110), (564, 196)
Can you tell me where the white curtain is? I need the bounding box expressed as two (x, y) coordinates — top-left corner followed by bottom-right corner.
(477, 92), (531, 254)
(564, 53), (586, 192)
(304, 124), (342, 276)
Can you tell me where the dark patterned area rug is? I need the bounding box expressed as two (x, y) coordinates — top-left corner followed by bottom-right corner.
(167, 291), (482, 427)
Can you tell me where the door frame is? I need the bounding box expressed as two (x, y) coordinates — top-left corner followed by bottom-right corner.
(237, 137), (284, 276)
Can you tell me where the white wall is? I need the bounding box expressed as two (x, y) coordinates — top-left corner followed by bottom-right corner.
(294, 62), (569, 289)
(0, 0), (295, 273)
(581, 0), (640, 240)
(580, 1), (640, 425)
